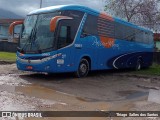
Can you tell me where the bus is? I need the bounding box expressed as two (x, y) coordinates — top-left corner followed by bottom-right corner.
(9, 5), (154, 77)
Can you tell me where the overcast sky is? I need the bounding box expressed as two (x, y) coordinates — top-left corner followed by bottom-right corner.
(0, 0), (105, 17)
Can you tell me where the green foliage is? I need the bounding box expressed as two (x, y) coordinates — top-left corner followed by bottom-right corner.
(133, 63), (160, 76)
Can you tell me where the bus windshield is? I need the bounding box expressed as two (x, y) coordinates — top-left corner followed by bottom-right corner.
(20, 12), (60, 53)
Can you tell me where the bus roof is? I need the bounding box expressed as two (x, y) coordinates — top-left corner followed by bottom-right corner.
(28, 4), (99, 15)
(28, 4), (152, 33)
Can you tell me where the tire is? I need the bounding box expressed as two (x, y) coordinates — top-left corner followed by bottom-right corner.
(75, 59), (89, 78)
(135, 59), (142, 71)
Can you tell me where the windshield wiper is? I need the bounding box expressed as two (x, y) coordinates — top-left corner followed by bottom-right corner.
(30, 27), (42, 53)
(19, 29), (34, 53)
(19, 27), (41, 54)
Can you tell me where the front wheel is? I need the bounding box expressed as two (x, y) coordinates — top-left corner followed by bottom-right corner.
(75, 59), (89, 78)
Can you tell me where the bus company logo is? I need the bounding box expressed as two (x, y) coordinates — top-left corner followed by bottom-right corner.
(2, 112), (12, 118)
(92, 36), (118, 49)
(100, 37), (115, 48)
(92, 36), (102, 47)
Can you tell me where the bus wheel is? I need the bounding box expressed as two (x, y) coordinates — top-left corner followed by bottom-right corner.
(135, 59), (142, 71)
(75, 59), (89, 78)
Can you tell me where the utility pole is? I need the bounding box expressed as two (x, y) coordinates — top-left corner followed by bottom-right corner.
(40, 0), (42, 8)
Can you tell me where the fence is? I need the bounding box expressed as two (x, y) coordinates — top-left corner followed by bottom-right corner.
(0, 41), (17, 52)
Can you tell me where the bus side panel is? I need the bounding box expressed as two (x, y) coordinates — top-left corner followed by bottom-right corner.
(106, 40), (154, 69)
(91, 37), (154, 70)
(75, 35), (99, 71)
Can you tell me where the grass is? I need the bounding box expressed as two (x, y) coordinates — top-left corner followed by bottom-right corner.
(132, 63), (160, 76)
(0, 52), (16, 62)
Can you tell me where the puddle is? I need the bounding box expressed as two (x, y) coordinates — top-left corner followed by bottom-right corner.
(126, 91), (148, 100)
(0, 84), (67, 111)
(76, 97), (88, 102)
(117, 90), (148, 100)
(76, 97), (93, 102)
(148, 89), (160, 104)
(117, 90), (139, 96)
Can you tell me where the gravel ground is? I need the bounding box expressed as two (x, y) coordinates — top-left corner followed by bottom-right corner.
(0, 63), (160, 120)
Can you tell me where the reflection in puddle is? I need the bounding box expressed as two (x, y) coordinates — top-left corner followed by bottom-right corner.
(126, 91), (148, 100)
(0, 84), (66, 111)
(117, 90), (148, 100)
(148, 89), (160, 104)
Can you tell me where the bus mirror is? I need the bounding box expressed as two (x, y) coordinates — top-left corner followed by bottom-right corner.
(9, 21), (23, 35)
(50, 16), (73, 32)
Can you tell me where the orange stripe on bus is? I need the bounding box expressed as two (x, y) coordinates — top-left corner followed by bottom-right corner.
(100, 36), (115, 48)
(99, 12), (114, 21)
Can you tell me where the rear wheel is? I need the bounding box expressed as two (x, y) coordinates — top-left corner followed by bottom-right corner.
(135, 59), (142, 71)
(75, 59), (89, 78)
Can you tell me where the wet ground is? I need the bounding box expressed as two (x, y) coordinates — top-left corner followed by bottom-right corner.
(0, 64), (160, 120)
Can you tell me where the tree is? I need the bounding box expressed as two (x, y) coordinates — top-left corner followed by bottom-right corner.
(105, 0), (160, 30)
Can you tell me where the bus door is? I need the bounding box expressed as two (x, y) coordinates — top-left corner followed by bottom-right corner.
(55, 19), (76, 72)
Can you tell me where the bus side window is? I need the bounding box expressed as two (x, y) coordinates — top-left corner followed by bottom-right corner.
(81, 14), (98, 38)
(58, 26), (71, 48)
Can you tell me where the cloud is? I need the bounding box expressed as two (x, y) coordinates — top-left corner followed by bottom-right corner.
(43, 0), (105, 11)
(0, 0), (105, 17)
(0, 0), (38, 16)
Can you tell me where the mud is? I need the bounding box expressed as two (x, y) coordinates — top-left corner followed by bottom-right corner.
(0, 64), (160, 120)
(0, 61), (15, 65)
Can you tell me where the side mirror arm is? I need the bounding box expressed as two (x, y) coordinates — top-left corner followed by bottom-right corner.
(50, 16), (72, 32)
(9, 21), (23, 35)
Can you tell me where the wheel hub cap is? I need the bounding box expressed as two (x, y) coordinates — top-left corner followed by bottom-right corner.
(80, 64), (87, 74)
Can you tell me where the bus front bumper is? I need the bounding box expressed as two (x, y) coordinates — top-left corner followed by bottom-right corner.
(16, 57), (57, 73)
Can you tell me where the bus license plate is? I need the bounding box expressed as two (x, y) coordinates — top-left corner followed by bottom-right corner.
(26, 66), (33, 70)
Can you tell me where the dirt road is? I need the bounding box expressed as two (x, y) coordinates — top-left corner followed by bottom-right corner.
(0, 64), (160, 120)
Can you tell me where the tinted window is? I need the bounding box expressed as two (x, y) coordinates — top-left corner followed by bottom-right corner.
(148, 32), (153, 44)
(82, 14), (98, 36)
(81, 14), (153, 44)
(115, 23), (124, 40)
(115, 22), (153, 44)
(62, 10), (84, 23)
(57, 10), (84, 49)
(59, 26), (67, 38)
(57, 25), (71, 48)
(135, 31), (153, 44)
(135, 30), (143, 42)
(115, 22), (135, 41)
(98, 17), (115, 38)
